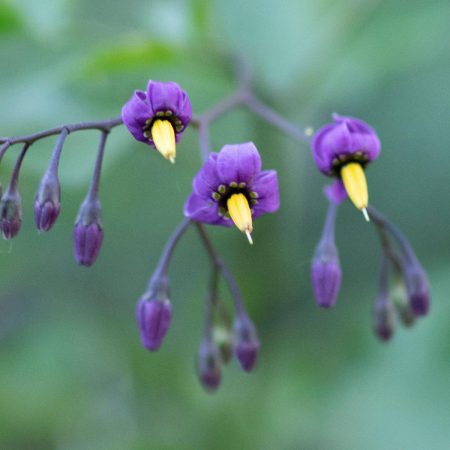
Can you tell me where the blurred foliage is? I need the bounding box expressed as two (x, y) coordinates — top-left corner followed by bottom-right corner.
(1, 0), (450, 449)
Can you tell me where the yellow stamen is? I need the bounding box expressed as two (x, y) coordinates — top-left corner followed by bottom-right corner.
(227, 193), (253, 245)
(341, 162), (369, 221)
(151, 119), (176, 162)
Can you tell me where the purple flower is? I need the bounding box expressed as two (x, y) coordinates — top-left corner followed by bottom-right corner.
(73, 197), (103, 267)
(311, 113), (381, 176)
(0, 187), (22, 240)
(312, 114), (381, 218)
(34, 171), (61, 232)
(184, 142), (279, 243)
(121, 80), (192, 162)
(233, 314), (260, 372)
(136, 295), (172, 352)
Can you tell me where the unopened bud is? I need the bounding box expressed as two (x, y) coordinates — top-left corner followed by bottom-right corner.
(34, 172), (61, 232)
(0, 188), (22, 240)
(403, 263), (430, 316)
(73, 197), (103, 266)
(373, 297), (395, 341)
(233, 314), (260, 372)
(197, 338), (222, 392)
(136, 294), (172, 352)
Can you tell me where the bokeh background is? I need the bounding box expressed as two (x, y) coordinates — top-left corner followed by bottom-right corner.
(1, 0), (450, 449)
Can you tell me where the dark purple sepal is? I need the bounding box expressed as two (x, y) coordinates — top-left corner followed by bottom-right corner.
(403, 265), (430, 316)
(373, 299), (395, 342)
(73, 197), (103, 267)
(34, 172), (61, 232)
(311, 240), (341, 309)
(233, 315), (260, 372)
(0, 188), (22, 240)
(73, 222), (103, 267)
(197, 338), (222, 392)
(136, 296), (172, 352)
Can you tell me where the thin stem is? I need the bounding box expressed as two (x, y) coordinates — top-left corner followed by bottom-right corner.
(195, 223), (245, 316)
(87, 131), (109, 200)
(323, 200), (338, 240)
(244, 93), (310, 143)
(150, 218), (192, 285)
(48, 128), (69, 172)
(368, 206), (417, 265)
(203, 268), (220, 339)
(0, 116), (122, 146)
(8, 143), (30, 191)
(0, 141), (11, 164)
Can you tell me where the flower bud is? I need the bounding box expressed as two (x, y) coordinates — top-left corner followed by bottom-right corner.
(197, 338), (222, 392)
(213, 323), (233, 365)
(0, 187), (22, 240)
(34, 171), (61, 232)
(403, 263), (430, 316)
(136, 294), (172, 351)
(373, 298), (395, 342)
(233, 314), (260, 372)
(391, 280), (416, 327)
(73, 197), (103, 266)
(311, 249), (342, 309)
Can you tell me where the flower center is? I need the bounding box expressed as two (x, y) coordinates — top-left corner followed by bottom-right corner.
(150, 119), (176, 163)
(340, 162), (369, 221)
(227, 193), (253, 244)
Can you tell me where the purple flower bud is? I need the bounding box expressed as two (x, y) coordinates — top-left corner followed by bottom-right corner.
(136, 295), (172, 352)
(403, 264), (430, 316)
(311, 113), (381, 176)
(0, 188), (22, 240)
(373, 298), (395, 342)
(233, 314), (260, 372)
(197, 338), (222, 392)
(311, 202), (341, 308)
(34, 172), (61, 232)
(73, 197), (103, 267)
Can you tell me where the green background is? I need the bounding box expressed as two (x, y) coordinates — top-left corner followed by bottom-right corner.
(0, 0), (449, 448)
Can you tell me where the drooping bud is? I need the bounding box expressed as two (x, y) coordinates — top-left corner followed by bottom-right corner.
(73, 197), (103, 266)
(34, 171), (61, 232)
(197, 338), (222, 392)
(0, 187), (22, 239)
(136, 293), (172, 352)
(311, 202), (341, 308)
(402, 262), (430, 316)
(373, 299), (395, 341)
(213, 322), (233, 365)
(233, 314), (260, 372)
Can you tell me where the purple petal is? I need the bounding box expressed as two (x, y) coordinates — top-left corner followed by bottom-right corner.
(324, 180), (347, 204)
(250, 170), (280, 219)
(183, 192), (231, 227)
(192, 154), (220, 199)
(137, 298), (172, 351)
(216, 142), (262, 185)
(121, 90), (153, 144)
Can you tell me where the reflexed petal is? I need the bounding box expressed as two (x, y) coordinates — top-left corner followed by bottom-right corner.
(324, 180), (347, 204)
(216, 142), (262, 185)
(184, 192), (231, 227)
(250, 170), (280, 218)
(192, 154), (220, 198)
(121, 90), (153, 144)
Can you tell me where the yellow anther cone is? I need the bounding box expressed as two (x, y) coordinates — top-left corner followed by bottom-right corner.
(341, 162), (370, 221)
(151, 119), (176, 163)
(227, 193), (254, 244)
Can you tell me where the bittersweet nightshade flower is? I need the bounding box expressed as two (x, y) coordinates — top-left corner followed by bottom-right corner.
(121, 80), (192, 163)
(184, 142), (279, 244)
(197, 337), (222, 392)
(312, 114), (381, 220)
(136, 293), (172, 352)
(233, 314), (260, 372)
(34, 170), (61, 232)
(311, 202), (341, 308)
(73, 196), (103, 266)
(0, 187), (22, 240)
